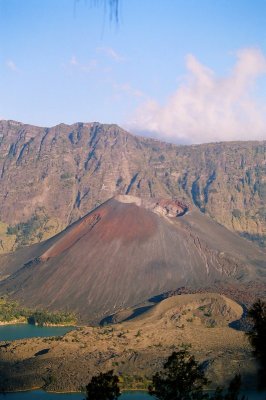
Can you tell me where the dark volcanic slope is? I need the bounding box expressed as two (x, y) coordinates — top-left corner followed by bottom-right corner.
(0, 196), (265, 322)
(0, 120), (265, 253)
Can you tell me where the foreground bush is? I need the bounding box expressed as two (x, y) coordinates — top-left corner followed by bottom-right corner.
(246, 299), (266, 390)
(148, 349), (246, 400)
(148, 349), (208, 399)
(85, 370), (120, 400)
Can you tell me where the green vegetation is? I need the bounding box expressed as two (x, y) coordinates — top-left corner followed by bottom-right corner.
(7, 215), (47, 237)
(204, 311), (212, 317)
(232, 209), (242, 218)
(198, 305), (206, 311)
(0, 297), (76, 326)
(148, 348), (246, 400)
(148, 348), (208, 400)
(6, 212), (49, 247)
(0, 298), (27, 322)
(28, 310), (76, 326)
(60, 172), (73, 180)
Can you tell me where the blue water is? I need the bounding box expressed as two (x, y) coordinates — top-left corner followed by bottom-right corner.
(0, 391), (83, 399)
(0, 390), (266, 399)
(0, 390), (151, 399)
(0, 324), (74, 341)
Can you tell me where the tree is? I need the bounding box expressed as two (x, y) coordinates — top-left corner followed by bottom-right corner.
(224, 374), (246, 400)
(212, 374), (247, 400)
(85, 370), (121, 400)
(149, 349), (247, 400)
(148, 349), (209, 400)
(246, 299), (266, 389)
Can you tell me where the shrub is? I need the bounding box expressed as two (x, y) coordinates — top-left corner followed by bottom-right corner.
(85, 370), (120, 400)
(148, 349), (208, 400)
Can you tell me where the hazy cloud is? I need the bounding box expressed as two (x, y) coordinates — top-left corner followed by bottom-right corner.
(129, 48), (266, 144)
(68, 55), (97, 72)
(70, 55), (78, 66)
(97, 47), (125, 62)
(113, 82), (145, 98)
(6, 59), (18, 72)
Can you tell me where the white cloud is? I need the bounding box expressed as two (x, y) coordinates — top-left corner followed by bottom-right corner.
(97, 47), (125, 62)
(6, 59), (18, 72)
(129, 48), (266, 144)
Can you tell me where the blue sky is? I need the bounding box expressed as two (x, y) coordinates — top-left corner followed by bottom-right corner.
(1, 0), (266, 143)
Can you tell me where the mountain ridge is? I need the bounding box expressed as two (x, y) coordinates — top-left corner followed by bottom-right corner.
(2, 119), (264, 145)
(0, 119), (265, 252)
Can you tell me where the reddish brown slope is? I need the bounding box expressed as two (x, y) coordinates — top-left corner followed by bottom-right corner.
(0, 196), (265, 323)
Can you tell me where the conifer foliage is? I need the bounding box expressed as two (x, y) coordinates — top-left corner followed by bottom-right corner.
(148, 349), (209, 400)
(85, 370), (120, 400)
(246, 299), (266, 389)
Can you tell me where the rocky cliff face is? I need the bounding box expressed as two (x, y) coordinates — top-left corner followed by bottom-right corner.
(0, 120), (265, 252)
